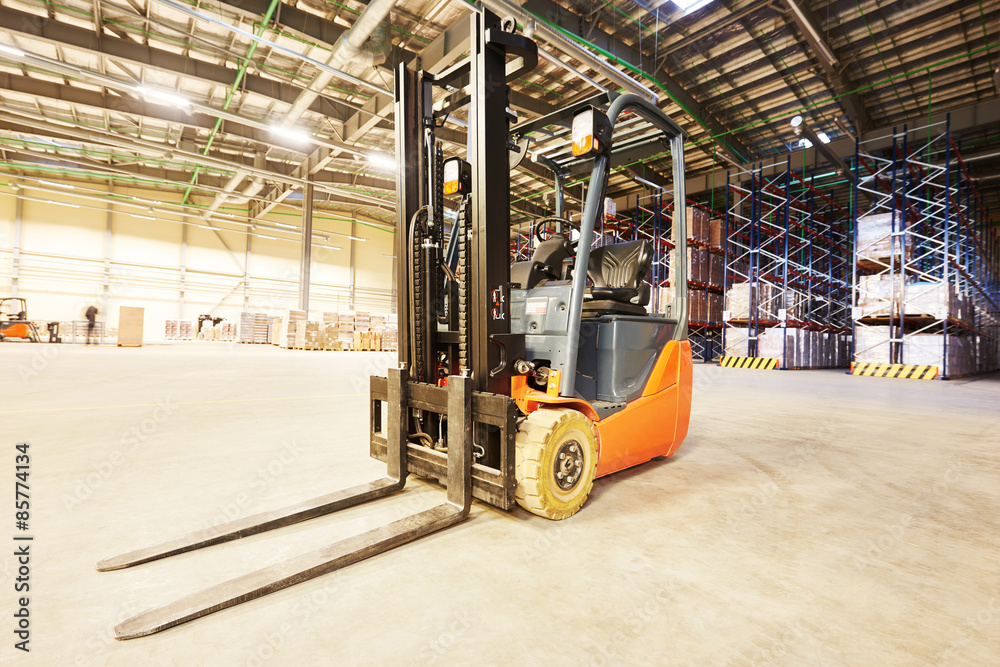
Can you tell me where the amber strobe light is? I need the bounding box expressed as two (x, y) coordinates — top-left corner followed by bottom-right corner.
(571, 106), (612, 158)
(443, 157), (471, 196)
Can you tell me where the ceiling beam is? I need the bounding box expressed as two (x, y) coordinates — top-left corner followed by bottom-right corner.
(777, 0), (871, 132)
(0, 5), (363, 123)
(521, 0), (755, 164)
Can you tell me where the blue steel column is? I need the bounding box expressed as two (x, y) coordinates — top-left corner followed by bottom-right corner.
(942, 115), (952, 378)
(782, 156), (791, 367)
(851, 139), (861, 366)
(724, 171), (731, 357)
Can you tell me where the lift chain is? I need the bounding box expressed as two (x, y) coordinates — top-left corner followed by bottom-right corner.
(411, 208), (426, 382)
(457, 194), (471, 371)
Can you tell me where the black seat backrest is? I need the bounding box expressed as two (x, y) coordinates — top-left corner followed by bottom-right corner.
(587, 240), (653, 291)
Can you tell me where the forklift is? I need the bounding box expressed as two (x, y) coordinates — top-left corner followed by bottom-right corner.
(98, 8), (692, 639)
(0, 297), (41, 342)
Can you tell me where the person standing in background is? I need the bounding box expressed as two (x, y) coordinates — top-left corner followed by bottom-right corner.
(85, 305), (98, 345)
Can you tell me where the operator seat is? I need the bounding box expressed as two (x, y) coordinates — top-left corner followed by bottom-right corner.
(582, 239), (653, 317)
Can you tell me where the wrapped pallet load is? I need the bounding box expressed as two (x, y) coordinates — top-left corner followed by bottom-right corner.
(856, 213), (913, 268)
(854, 325), (892, 363)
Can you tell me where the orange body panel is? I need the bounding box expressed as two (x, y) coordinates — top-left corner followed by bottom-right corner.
(511, 375), (600, 422)
(511, 340), (693, 478)
(594, 340), (692, 477)
(1, 323), (31, 339)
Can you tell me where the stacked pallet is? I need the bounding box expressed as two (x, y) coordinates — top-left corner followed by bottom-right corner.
(178, 319), (194, 340)
(353, 330), (382, 351)
(219, 322), (237, 341)
(756, 328), (849, 369)
(382, 313), (398, 351)
(851, 213), (994, 376)
(238, 312), (256, 343)
(164, 320), (179, 339)
(338, 312), (355, 349)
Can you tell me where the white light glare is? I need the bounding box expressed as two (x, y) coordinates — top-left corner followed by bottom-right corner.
(271, 124), (312, 145)
(131, 214), (155, 220)
(673, 0), (712, 15)
(39, 179), (74, 189)
(816, 132), (831, 144)
(136, 86), (192, 110)
(798, 138), (813, 149)
(0, 44), (25, 57)
(257, 234), (279, 240)
(46, 200), (79, 208)
(366, 152), (396, 171)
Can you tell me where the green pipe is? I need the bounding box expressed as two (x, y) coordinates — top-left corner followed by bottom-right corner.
(707, 40), (1000, 144)
(526, 9), (744, 158)
(181, 0), (283, 204)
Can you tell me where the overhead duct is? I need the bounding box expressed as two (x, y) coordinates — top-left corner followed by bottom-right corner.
(284, 0), (396, 121)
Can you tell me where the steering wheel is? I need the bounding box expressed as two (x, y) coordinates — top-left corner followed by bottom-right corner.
(533, 216), (579, 247)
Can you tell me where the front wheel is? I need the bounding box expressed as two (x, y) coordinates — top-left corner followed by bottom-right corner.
(515, 408), (599, 520)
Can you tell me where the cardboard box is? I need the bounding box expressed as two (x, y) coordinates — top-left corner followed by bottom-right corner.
(117, 306), (144, 347)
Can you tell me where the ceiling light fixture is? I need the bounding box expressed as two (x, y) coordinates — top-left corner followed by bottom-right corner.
(0, 44), (25, 58)
(38, 179), (74, 189)
(131, 214), (155, 220)
(672, 0), (712, 15)
(270, 124), (313, 145)
(366, 152), (396, 172)
(136, 86), (192, 111)
(257, 234), (279, 240)
(46, 200), (79, 208)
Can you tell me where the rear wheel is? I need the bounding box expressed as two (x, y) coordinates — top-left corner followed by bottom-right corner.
(515, 408), (598, 520)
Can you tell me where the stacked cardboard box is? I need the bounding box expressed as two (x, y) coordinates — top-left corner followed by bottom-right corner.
(689, 290), (723, 325)
(708, 253), (724, 287)
(382, 316), (398, 351)
(238, 312), (256, 343)
(854, 325), (892, 363)
(273, 309), (307, 347)
(164, 320), (178, 339)
(709, 218), (723, 249)
(856, 213), (913, 267)
(724, 327), (749, 357)
(338, 312), (355, 349)
(178, 319), (194, 340)
(688, 207), (710, 244)
(220, 322), (236, 341)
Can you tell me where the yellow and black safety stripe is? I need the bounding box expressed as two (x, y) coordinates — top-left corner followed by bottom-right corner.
(850, 363), (938, 380)
(719, 356), (779, 370)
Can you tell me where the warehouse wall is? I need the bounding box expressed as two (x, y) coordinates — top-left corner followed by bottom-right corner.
(0, 179), (395, 342)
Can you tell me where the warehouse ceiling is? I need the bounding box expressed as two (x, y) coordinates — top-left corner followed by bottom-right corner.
(0, 0), (997, 235)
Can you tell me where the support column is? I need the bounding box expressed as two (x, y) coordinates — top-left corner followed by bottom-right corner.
(299, 177), (314, 311)
(244, 231), (252, 311)
(11, 183), (21, 298)
(349, 220), (357, 309)
(103, 184), (113, 318)
(179, 219), (188, 318)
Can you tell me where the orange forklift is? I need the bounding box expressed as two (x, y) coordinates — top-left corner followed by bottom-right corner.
(0, 298), (40, 342)
(99, 8), (692, 639)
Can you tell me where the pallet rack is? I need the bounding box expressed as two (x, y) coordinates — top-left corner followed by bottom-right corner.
(850, 116), (999, 378)
(618, 193), (725, 362)
(722, 155), (852, 369)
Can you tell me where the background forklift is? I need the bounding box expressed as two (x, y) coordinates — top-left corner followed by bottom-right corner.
(0, 297), (41, 342)
(99, 7), (692, 639)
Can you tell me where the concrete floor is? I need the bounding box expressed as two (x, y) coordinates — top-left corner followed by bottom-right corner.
(1, 341), (999, 666)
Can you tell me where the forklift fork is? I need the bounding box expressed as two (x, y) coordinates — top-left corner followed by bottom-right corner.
(99, 367), (474, 640)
